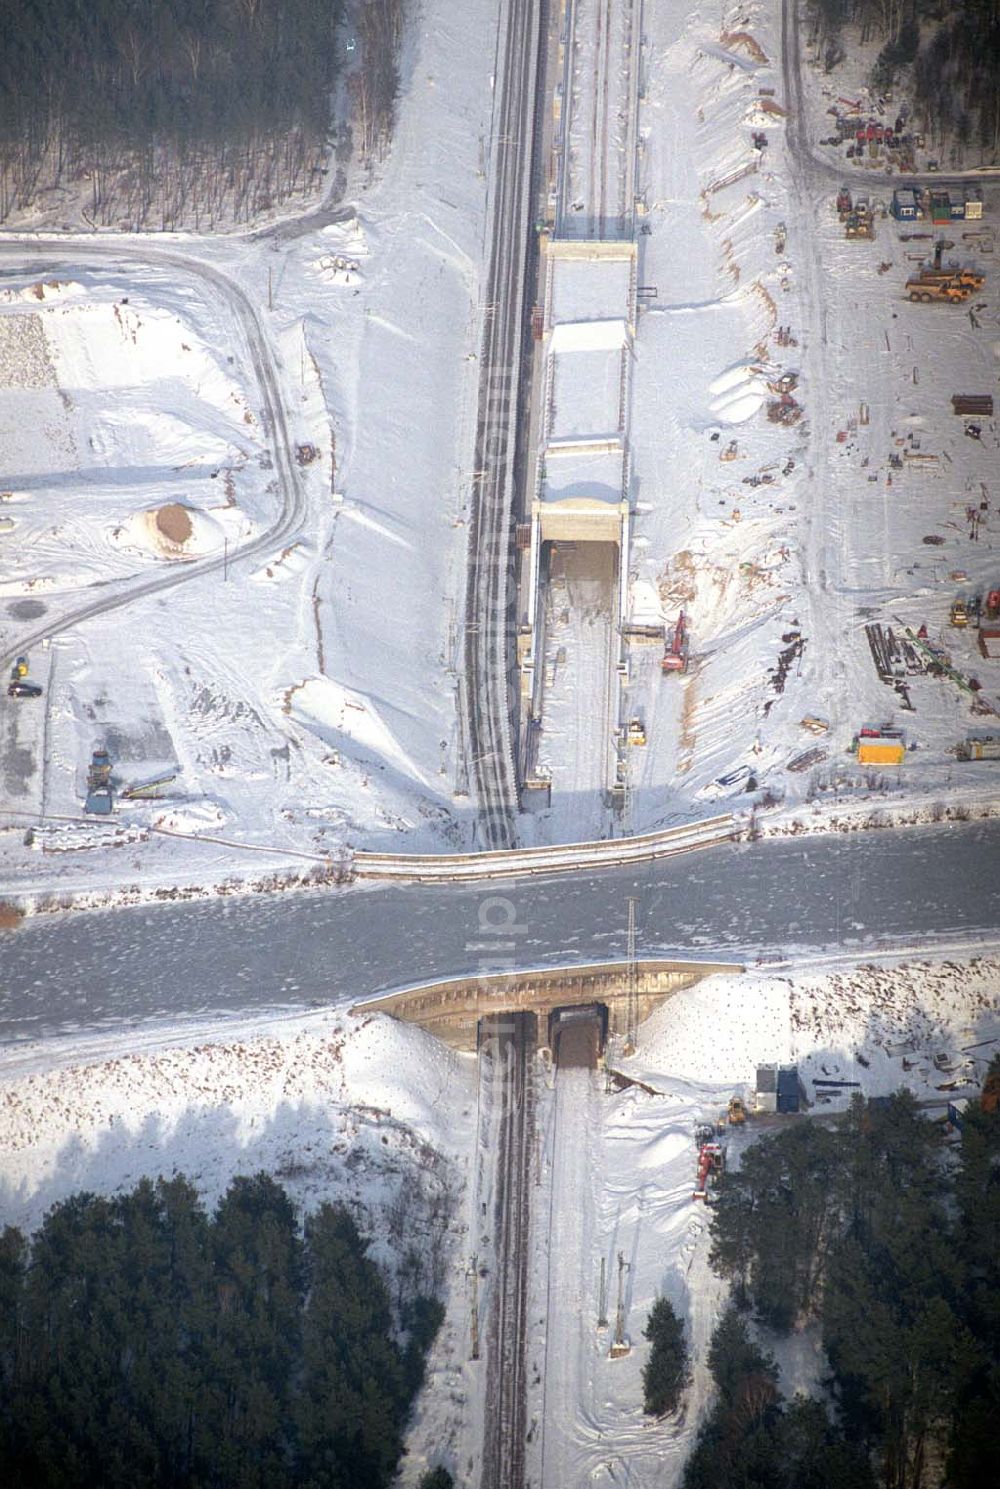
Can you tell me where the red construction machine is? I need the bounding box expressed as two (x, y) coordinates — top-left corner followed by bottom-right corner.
(662, 612), (690, 674)
(693, 1137), (725, 1200)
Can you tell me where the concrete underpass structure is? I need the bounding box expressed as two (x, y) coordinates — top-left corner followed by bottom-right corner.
(513, 0), (644, 832)
(351, 957), (743, 1051)
(519, 239), (639, 812)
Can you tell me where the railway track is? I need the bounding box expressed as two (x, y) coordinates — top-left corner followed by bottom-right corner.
(464, 0), (547, 850)
(559, 0), (638, 237)
(480, 1012), (535, 1489)
(538, 1016), (600, 1485)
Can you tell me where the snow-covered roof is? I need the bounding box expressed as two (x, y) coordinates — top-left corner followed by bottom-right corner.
(540, 440), (627, 506)
(549, 251), (634, 326)
(549, 318), (627, 353)
(547, 345), (626, 441)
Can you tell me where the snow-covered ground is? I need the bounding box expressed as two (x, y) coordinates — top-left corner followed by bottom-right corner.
(0, 0), (501, 905)
(609, 0), (1000, 836)
(1, 0), (998, 913)
(2, 0), (1000, 1481)
(3, 951), (995, 1483)
(519, 953), (1000, 1487)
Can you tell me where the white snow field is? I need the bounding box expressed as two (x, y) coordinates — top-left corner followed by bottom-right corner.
(0, 0), (501, 902)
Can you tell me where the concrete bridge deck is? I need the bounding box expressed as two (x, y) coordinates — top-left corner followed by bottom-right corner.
(350, 957), (744, 1051)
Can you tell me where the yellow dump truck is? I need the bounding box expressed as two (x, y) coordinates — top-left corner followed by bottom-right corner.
(905, 278), (970, 303)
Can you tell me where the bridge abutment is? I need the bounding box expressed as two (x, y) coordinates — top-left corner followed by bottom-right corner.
(350, 958), (744, 1051)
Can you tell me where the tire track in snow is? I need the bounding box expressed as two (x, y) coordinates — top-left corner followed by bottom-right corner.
(0, 241), (305, 674)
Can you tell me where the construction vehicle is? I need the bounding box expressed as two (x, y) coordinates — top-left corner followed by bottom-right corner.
(905, 628), (983, 692)
(626, 718), (647, 746)
(662, 612), (689, 674)
(727, 1096), (748, 1126)
(845, 210), (874, 240)
(950, 598), (969, 628)
(11, 655), (28, 680)
(84, 746), (114, 816)
(906, 278), (971, 303)
(914, 240), (986, 290)
(693, 1140), (725, 1200)
(913, 263), (984, 291)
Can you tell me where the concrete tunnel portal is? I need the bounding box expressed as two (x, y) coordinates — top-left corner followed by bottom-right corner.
(350, 958), (744, 1052)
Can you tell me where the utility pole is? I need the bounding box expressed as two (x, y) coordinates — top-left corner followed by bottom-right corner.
(597, 1255), (608, 1329)
(610, 1251), (631, 1358)
(624, 896), (639, 1055)
(468, 1254), (480, 1361)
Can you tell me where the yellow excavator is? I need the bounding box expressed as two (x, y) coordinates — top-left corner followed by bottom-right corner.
(727, 1096), (748, 1126)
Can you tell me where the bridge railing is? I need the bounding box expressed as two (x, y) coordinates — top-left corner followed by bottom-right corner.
(353, 813), (736, 882)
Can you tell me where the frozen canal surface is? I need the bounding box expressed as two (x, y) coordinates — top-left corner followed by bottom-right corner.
(2, 824), (1000, 1043)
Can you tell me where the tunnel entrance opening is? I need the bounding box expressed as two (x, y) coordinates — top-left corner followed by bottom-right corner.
(549, 1001), (607, 1069)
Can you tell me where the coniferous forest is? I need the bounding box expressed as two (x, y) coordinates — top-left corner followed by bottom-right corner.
(0, 1173), (444, 1489)
(0, 0), (402, 228)
(808, 0), (1000, 160)
(692, 1076), (1000, 1489)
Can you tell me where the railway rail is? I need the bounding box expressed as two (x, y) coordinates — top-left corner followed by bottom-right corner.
(537, 1015), (600, 1485)
(480, 1012), (536, 1489)
(464, 0), (547, 850)
(557, 0), (640, 237)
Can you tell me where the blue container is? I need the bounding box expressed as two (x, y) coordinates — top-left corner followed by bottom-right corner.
(777, 1066), (800, 1113)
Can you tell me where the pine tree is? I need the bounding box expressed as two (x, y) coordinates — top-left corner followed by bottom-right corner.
(641, 1297), (689, 1416)
(418, 1469), (454, 1489)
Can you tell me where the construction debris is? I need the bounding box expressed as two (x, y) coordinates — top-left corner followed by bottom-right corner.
(764, 631), (806, 708)
(787, 746), (829, 773)
(767, 394), (801, 425)
(951, 394), (994, 417)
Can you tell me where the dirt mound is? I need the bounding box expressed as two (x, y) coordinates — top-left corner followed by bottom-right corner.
(155, 504), (194, 546)
(720, 31), (769, 64)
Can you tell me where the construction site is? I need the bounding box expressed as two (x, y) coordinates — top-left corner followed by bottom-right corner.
(2, 2), (1000, 1485)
